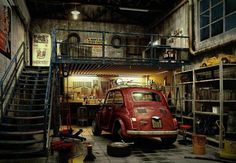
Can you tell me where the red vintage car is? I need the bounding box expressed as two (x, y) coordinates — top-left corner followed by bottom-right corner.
(92, 86), (178, 144)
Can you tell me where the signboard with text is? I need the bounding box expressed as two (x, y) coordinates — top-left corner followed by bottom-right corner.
(32, 33), (51, 66)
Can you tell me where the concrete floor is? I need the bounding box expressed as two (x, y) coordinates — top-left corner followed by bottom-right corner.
(0, 126), (228, 163)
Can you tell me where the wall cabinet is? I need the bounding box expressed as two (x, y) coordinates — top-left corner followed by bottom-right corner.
(175, 63), (236, 148)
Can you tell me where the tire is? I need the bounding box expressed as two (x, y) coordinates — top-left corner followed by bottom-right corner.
(92, 120), (101, 136)
(107, 142), (131, 157)
(161, 135), (177, 145)
(221, 57), (229, 63)
(113, 122), (122, 141)
(201, 63), (207, 67)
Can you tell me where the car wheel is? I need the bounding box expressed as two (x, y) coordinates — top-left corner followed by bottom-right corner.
(113, 123), (122, 141)
(92, 120), (101, 136)
(107, 142), (132, 157)
(161, 136), (177, 145)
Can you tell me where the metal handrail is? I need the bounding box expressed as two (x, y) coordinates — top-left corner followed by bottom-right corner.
(52, 28), (190, 67)
(43, 58), (53, 151)
(43, 29), (57, 151)
(0, 42), (25, 119)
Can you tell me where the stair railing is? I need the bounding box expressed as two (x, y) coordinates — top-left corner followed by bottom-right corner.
(43, 60), (53, 152)
(0, 42), (26, 120)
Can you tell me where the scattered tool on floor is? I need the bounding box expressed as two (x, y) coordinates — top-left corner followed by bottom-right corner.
(59, 128), (86, 141)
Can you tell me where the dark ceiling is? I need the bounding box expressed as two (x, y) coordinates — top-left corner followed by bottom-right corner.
(25, 0), (182, 26)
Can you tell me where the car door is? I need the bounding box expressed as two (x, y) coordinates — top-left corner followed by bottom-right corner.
(101, 91), (115, 130)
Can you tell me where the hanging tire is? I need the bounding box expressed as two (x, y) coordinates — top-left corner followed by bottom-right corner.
(107, 142), (132, 157)
(92, 120), (101, 136)
(161, 135), (177, 145)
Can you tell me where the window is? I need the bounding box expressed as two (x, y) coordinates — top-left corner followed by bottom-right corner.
(114, 91), (124, 104)
(132, 92), (161, 102)
(105, 92), (114, 104)
(199, 0), (236, 41)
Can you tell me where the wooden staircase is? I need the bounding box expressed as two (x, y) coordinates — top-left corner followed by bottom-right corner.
(0, 66), (50, 157)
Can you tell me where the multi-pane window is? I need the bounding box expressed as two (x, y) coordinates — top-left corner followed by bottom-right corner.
(199, 0), (236, 41)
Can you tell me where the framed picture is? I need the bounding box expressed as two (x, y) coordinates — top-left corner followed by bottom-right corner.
(0, 5), (11, 59)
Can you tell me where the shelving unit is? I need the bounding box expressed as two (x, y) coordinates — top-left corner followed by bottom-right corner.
(175, 63), (236, 148)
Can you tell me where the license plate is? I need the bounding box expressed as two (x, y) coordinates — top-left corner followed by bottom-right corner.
(152, 119), (162, 128)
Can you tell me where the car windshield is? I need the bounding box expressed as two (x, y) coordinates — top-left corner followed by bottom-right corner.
(132, 91), (161, 102)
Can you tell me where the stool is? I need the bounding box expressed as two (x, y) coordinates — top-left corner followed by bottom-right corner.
(77, 106), (89, 126)
(178, 124), (192, 145)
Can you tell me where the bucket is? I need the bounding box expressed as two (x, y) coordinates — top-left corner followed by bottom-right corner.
(192, 134), (206, 155)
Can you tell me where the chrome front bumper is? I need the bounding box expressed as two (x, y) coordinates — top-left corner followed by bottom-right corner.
(127, 130), (177, 136)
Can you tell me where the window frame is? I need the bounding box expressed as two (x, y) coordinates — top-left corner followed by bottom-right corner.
(197, 0), (236, 50)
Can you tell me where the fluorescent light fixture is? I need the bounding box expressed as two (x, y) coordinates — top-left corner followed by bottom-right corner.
(71, 10), (80, 20)
(119, 7), (149, 12)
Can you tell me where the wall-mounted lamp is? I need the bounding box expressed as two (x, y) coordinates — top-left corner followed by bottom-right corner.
(71, 4), (80, 20)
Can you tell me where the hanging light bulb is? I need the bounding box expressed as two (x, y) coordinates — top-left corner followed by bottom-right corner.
(71, 4), (80, 20)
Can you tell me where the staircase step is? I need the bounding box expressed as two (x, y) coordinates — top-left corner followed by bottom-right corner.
(9, 104), (45, 107)
(0, 148), (44, 156)
(4, 115), (44, 120)
(7, 109), (45, 113)
(17, 83), (47, 86)
(25, 66), (49, 70)
(12, 97), (45, 101)
(23, 70), (49, 74)
(19, 78), (48, 82)
(20, 72), (48, 75)
(1, 122), (44, 127)
(15, 87), (46, 91)
(13, 93), (46, 99)
(0, 139), (44, 145)
(14, 91), (46, 96)
(0, 130), (44, 135)
(19, 75), (48, 80)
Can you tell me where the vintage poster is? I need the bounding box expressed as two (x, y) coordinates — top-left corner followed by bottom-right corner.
(0, 5), (11, 59)
(32, 33), (52, 66)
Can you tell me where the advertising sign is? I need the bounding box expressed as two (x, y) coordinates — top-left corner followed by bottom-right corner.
(0, 5), (11, 59)
(32, 33), (51, 66)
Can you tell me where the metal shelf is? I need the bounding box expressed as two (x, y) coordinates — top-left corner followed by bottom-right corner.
(175, 69), (193, 75)
(195, 78), (219, 83)
(195, 100), (220, 102)
(195, 111), (220, 116)
(183, 99), (193, 102)
(206, 136), (219, 144)
(182, 115), (193, 120)
(175, 62), (236, 149)
(178, 81), (193, 85)
(195, 111), (228, 116)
